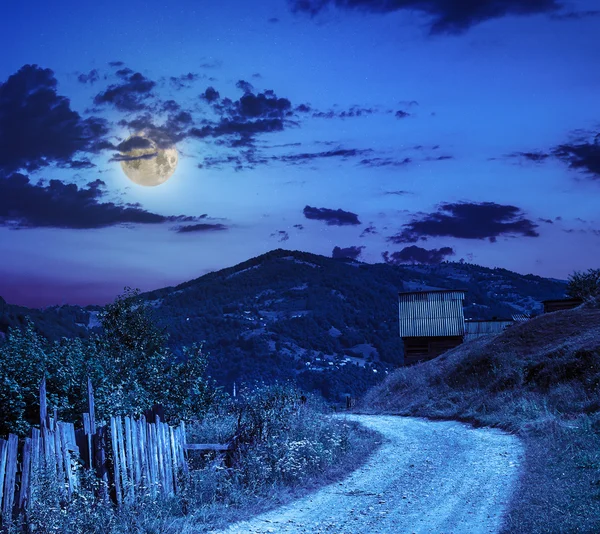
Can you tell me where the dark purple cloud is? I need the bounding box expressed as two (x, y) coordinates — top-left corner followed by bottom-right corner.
(94, 71), (156, 111)
(77, 69), (100, 84)
(360, 224), (378, 237)
(0, 174), (195, 229)
(332, 245), (364, 260)
(382, 245), (455, 265)
(271, 230), (290, 242)
(388, 201), (539, 243)
(313, 106), (376, 119)
(275, 147), (372, 164)
(169, 72), (199, 90)
(0, 65), (109, 173)
(550, 10), (600, 20)
(359, 156), (411, 167)
(289, 0), (563, 34)
(552, 135), (600, 179)
(304, 205), (361, 226)
(176, 223), (228, 233)
(201, 86), (220, 103)
(384, 190), (412, 196)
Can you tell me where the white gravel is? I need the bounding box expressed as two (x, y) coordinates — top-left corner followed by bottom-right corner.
(214, 415), (524, 534)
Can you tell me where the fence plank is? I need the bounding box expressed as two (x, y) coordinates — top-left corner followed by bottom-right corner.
(29, 429), (41, 508)
(116, 417), (129, 504)
(53, 427), (64, 496)
(87, 378), (96, 434)
(0, 439), (7, 520)
(149, 423), (159, 496)
(132, 419), (141, 486)
(169, 427), (178, 493)
(110, 417), (122, 505)
(18, 437), (32, 512)
(163, 423), (173, 495)
(39, 377), (47, 435)
(2, 434), (19, 521)
(124, 417), (135, 502)
(95, 426), (109, 501)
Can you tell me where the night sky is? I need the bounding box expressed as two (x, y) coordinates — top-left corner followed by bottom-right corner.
(1, 0), (599, 307)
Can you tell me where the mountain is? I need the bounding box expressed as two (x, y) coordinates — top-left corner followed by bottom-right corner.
(0, 249), (568, 400)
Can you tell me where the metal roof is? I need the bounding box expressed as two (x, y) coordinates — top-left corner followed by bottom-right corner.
(511, 313), (531, 322)
(398, 290), (466, 337)
(398, 289), (467, 299)
(464, 319), (513, 341)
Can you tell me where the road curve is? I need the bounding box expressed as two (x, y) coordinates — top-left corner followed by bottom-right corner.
(214, 415), (524, 534)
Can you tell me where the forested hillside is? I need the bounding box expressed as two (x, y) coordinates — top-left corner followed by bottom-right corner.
(0, 249), (568, 400)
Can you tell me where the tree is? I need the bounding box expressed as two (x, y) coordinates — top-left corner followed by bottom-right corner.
(566, 268), (600, 300)
(0, 288), (217, 437)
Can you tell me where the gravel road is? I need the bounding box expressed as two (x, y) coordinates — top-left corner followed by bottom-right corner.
(215, 415), (524, 534)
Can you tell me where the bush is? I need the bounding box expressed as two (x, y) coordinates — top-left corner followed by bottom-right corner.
(567, 268), (600, 300)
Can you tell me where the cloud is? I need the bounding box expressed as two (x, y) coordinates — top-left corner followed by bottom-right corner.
(303, 205), (361, 226)
(77, 69), (100, 84)
(199, 59), (222, 69)
(382, 245), (455, 264)
(162, 100), (181, 113)
(359, 156), (411, 167)
(332, 245), (364, 260)
(201, 86), (221, 102)
(360, 224), (378, 237)
(169, 72), (200, 90)
(510, 151), (551, 162)
(274, 147), (372, 164)
(293, 224), (304, 230)
(270, 230), (290, 242)
(0, 65), (110, 174)
(0, 174), (195, 229)
(198, 149), (269, 171)
(395, 110), (410, 119)
(552, 134), (600, 180)
(236, 80), (254, 93)
(108, 61), (125, 67)
(94, 71), (156, 111)
(176, 223), (228, 233)
(312, 105), (376, 119)
(384, 190), (412, 195)
(387, 201), (539, 243)
(550, 10), (600, 20)
(289, 0), (562, 34)
(191, 88), (293, 149)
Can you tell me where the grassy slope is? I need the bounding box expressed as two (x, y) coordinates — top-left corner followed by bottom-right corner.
(359, 304), (600, 533)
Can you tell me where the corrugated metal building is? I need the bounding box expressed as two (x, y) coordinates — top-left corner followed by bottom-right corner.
(464, 319), (513, 341)
(512, 313), (531, 322)
(398, 290), (466, 365)
(542, 298), (583, 313)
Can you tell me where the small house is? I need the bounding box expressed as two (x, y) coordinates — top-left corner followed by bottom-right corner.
(398, 290), (466, 366)
(542, 298), (583, 314)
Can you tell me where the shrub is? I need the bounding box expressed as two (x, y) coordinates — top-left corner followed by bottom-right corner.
(567, 268), (600, 300)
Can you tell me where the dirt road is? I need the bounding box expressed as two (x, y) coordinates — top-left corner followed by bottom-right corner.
(215, 415), (523, 534)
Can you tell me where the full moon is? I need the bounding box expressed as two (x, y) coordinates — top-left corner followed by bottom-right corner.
(119, 131), (178, 187)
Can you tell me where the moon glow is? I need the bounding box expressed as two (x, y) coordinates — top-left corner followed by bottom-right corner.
(119, 131), (178, 187)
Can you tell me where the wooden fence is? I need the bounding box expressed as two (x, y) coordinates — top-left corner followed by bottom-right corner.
(0, 378), (196, 527)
